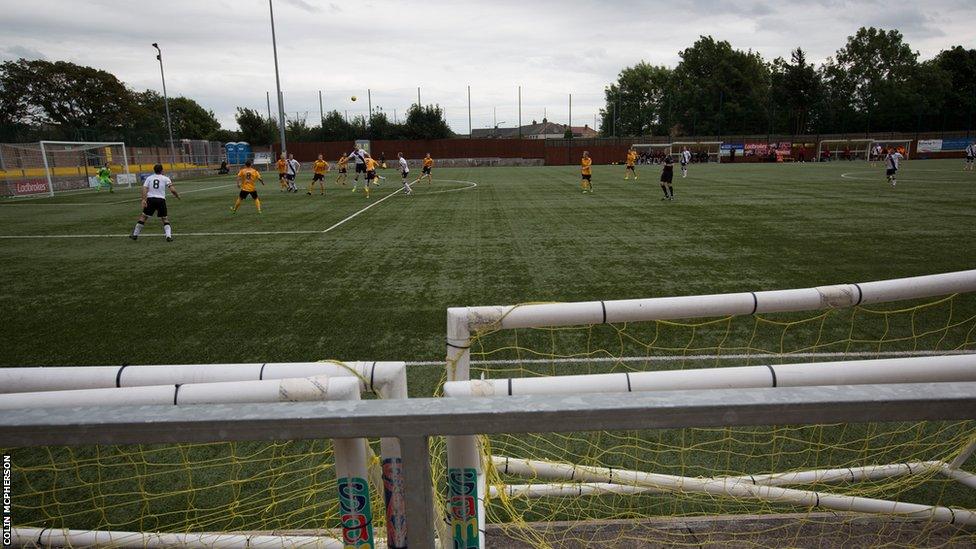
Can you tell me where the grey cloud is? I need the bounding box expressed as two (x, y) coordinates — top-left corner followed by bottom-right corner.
(0, 45), (47, 61)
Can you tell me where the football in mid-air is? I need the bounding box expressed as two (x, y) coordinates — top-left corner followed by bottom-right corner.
(351, 96), (357, 101)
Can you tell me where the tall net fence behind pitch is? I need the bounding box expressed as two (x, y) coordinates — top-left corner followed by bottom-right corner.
(438, 284), (976, 547)
(0, 142), (131, 197)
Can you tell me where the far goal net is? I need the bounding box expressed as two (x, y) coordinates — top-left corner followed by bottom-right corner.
(817, 139), (872, 161)
(632, 143), (672, 164)
(672, 140), (722, 163)
(0, 141), (132, 198)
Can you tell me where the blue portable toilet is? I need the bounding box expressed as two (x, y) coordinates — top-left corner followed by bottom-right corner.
(225, 142), (238, 164)
(238, 142), (252, 163)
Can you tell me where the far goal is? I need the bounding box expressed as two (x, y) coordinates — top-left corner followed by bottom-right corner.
(672, 141), (722, 163)
(0, 141), (132, 198)
(632, 143), (672, 164)
(816, 139), (871, 161)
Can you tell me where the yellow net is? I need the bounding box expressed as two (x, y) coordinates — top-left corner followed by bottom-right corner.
(435, 293), (976, 547)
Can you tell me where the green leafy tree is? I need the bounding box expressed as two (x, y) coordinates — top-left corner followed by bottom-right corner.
(821, 27), (919, 131)
(671, 36), (771, 135)
(770, 48), (823, 134)
(932, 46), (976, 131)
(402, 105), (453, 139)
(235, 107), (277, 146)
(0, 59), (132, 131)
(600, 62), (673, 137)
(318, 110), (356, 141)
(367, 111), (401, 140)
(285, 116), (316, 142)
(132, 91), (222, 141)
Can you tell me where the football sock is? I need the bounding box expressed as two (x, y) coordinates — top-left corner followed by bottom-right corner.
(254, 198), (262, 211)
(232, 198), (241, 211)
(661, 185), (668, 197)
(163, 223), (172, 238)
(132, 220), (144, 236)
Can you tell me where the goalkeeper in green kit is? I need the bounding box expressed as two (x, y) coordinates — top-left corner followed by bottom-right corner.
(97, 163), (113, 193)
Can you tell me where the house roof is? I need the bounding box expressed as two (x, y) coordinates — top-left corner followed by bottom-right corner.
(471, 121), (599, 139)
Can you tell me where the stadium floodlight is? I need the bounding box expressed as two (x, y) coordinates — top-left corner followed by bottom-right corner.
(151, 43), (177, 168)
(268, 0), (287, 155)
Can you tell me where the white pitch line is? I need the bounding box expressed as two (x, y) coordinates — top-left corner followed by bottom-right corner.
(0, 186), (405, 239)
(320, 185), (403, 233)
(0, 183), (238, 207)
(404, 349), (976, 367)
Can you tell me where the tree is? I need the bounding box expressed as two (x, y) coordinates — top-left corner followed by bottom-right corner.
(933, 46), (976, 131)
(821, 27), (919, 131)
(367, 111), (400, 140)
(600, 62), (673, 137)
(131, 91), (222, 142)
(402, 105), (452, 139)
(319, 110), (356, 141)
(235, 107), (277, 146)
(770, 48), (823, 134)
(0, 59), (132, 131)
(671, 36), (771, 135)
(285, 116), (316, 142)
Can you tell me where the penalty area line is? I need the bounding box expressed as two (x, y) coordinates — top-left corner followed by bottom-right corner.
(0, 186), (405, 239)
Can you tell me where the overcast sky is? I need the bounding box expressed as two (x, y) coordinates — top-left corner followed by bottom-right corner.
(1, 0), (974, 133)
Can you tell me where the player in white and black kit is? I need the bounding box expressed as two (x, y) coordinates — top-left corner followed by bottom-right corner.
(680, 147), (692, 178)
(397, 152), (413, 195)
(885, 148), (904, 187)
(871, 144), (884, 166)
(130, 164), (180, 242)
(966, 142), (975, 171)
(349, 145), (367, 192)
(285, 153), (300, 192)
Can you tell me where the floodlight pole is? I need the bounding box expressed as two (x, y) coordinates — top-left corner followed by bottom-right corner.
(319, 90), (324, 124)
(467, 85), (472, 139)
(268, 0), (287, 156)
(417, 86), (421, 108)
(151, 43), (177, 168)
(266, 91), (272, 121)
(518, 86), (522, 138)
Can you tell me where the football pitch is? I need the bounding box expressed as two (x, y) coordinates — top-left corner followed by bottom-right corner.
(1, 159), (974, 396)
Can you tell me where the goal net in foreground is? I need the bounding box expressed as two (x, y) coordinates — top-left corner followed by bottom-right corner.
(0, 141), (133, 198)
(1, 361), (414, 549)
(442, 270), (976, 548)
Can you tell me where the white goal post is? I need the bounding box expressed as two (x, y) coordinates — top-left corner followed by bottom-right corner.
(40, 141), (131, 197)
(672, 141), (722, 163)
(816, 138), (872, 161)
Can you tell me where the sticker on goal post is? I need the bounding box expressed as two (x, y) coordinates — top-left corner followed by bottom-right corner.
(448, 467), (480, 549)
(338, 476), (375, 548)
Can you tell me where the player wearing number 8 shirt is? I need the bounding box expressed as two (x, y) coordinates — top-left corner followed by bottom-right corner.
(130, 164), (181, 242)
(232, 159), (265, 213)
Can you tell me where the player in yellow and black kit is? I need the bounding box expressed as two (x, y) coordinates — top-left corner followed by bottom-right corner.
(276, 154), (288, 191)
(363, 155), (380, 199)
(232, 159), (265, 213)
(308, 154), (329, 195)
(581, 151), (593, 194)
(624, 148), (638, 180)
(420, 153), (433, 184)
(336, 153), (349, 186)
